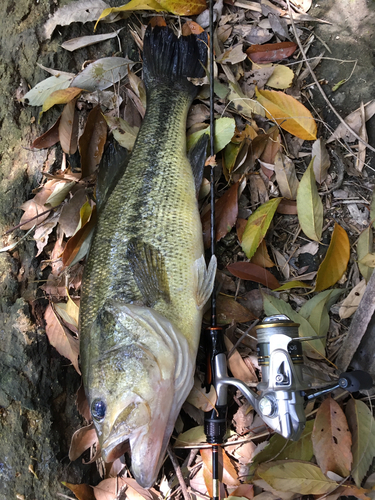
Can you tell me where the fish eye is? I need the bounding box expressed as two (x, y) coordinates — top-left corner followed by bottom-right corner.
(91, 399), (106, 421)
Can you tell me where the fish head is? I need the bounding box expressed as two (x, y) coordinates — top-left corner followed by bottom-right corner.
(82, 302), (195, 488)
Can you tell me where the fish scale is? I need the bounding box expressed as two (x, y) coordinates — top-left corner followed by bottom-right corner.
(79, 25), (215, 488)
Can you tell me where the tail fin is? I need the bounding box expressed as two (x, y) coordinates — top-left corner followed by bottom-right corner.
(143, 25), (208, 94)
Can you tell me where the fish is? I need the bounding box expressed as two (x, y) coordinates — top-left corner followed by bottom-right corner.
(79, 25), (216, 488)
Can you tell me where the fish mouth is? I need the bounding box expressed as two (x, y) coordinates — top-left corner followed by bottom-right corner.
(101, 436), (130, 463)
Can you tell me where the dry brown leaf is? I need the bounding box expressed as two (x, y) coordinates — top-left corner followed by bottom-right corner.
(224, 335), (258, 384)
(227, 261), (280, 289)
(59, 188), (88, 237)
(34, 215), (59, 256)
(251, 239), (275, 268)
(246, 41), (297, 63)
(216, 43), (247, 65)
(62, 482), (96, 500)
(327, 100), (375, 143)
(79, 105), (107, 178)
(339, 280), (367, 319)
(32, 116), (61, 149)
(211, 294), (257, 325)
(59, 98), (79, 154)
(259, 126), (281, 164)
(69, 423), (98, 461)
(274, 151), (299, 199)
(44, 303), (80, 373)
(233, 402), (254, 436)
(311, 138), (330, 184)
(356, 101), (367, 172)
(312, 397), (352, 477)
(200, 447), (240, 487)
(19, 179), (60, 229)
(186, 377), (217, 412)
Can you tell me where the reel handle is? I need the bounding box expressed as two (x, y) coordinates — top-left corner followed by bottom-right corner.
(338, 370), (373, 392)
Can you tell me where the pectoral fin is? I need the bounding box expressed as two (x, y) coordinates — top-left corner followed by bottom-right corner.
(126, 238), (170, 307)
(188, 133), (209, 196)
(195, 254), (217, 310)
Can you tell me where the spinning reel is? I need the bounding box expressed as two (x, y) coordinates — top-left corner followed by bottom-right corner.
(204, 314), (373, 444)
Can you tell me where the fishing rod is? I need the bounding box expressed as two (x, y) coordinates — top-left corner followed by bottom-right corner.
(203, 4), (373, 497)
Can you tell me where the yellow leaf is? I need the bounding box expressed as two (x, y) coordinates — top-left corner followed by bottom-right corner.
(241, 197), (282, 259)
(296, 159), (323, 242)
(256, 88), (317, 140)
(158, 0), (208, 16)
(42, 87), (82, 113)
(314, 224), (350, 292)
(273, 280), (312, 291)
(96, 0), (165, 26)
(357, 226), (374, 281)
(258, 461), (338, 495)
(266, 65), (294, 89)
(359, 253), (375, 267)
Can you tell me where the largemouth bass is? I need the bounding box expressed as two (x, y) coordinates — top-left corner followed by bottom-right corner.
(79, 25), (216, 488)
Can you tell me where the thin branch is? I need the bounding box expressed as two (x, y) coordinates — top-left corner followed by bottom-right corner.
(167, 445), (191, 500)
(286, 0), (375, 154)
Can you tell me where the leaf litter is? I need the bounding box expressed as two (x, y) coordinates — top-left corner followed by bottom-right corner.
(9, 0), (375, 498)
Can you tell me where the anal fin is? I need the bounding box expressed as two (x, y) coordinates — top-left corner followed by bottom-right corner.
(126, 238), (170, 307)
(194, 255), (217, 310)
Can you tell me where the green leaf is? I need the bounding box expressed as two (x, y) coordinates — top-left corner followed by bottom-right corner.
(71, 57), (133, 92)
(187, 117), (235, 153)
(250, 420), (314, 475)
(346, 399), (375, 487)
(299, 289), (342, 342)
(263, 293), (325, 356)
(241, 198), (282, 260)
(174, 426), (206, 448)
(357, 226), (374, 282)
(314, 224), (350, 292)
(272, 280), (312, 291)
(258, 461), (338, 495)
(296, 159), (323, 242)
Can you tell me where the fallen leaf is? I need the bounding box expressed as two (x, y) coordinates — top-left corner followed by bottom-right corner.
(346, 399), (375, 487)
(266, 65), (294, 89)
(216, 43), (247, 65)
(19, 179), (60, 229)
(45, 181), (76, 208)
(32, 117), (61, 149)
(227, 261), (280, 289)
(296, 159), (323, 241)
(186, 377), (217, 412)
(79, 106), (107, 178)
(210, 294), (257, 325)
(202, 181), (240, 248)
(59, 99), (79, 154)
(327, 100), (375, 143)
(34, 215), (59, 256)
(71, 57), (133, 92)
(273, 280), (312, 291)
(224, 336), (258, 385)
(62, 206), (97, 267)
(62, 482), (96, 500)
(311, 138), (330, 184)
(250, 239), (275, 268)
(181, 20), (204, 35)
(43, 0), (113, 39)
(187, 117), (236, 153)
(61, 29), (123, 52)
(272, 248), (290, 280)
(246, 42), (297, 63)
(55, 293), (80, 331)
(314, 224), (350, 292)
(76, 383), (91, 422)
(259, 126), (281, 164)
(312, 397), (352, 477)
(256, 88), (317, 140)
(263, 293), (325, 356)
(339, 280), (367, 319)
(59, 188), (88, 238)
(250, 420), (314, 477)
(44, 303), (80, 373)
(268, 13), (290, 40)
(257, 461), (338, 495)
(229, 484), (254, 500)
(69, 423), (98, 461)
(96, 0), (165, 25)
(42, 87), (82, 114)
(174, 426), (206, 447)
(228, 82), (265, 118)
(23, 74), (74, 106)
(274, 151), (299, 200)
(157, 0), (207, 15)
(299, 289), (342, 339)
(200, 447), (240, 487)
(241, 197), (282, 259)
(104, 115), (139, 151)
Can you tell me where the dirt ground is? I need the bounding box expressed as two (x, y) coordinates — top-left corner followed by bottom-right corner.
(0, 0), (375, 498)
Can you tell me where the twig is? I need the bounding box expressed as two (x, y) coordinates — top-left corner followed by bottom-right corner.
(285, 0), (375, 154)
(167, 445), (191, 500)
